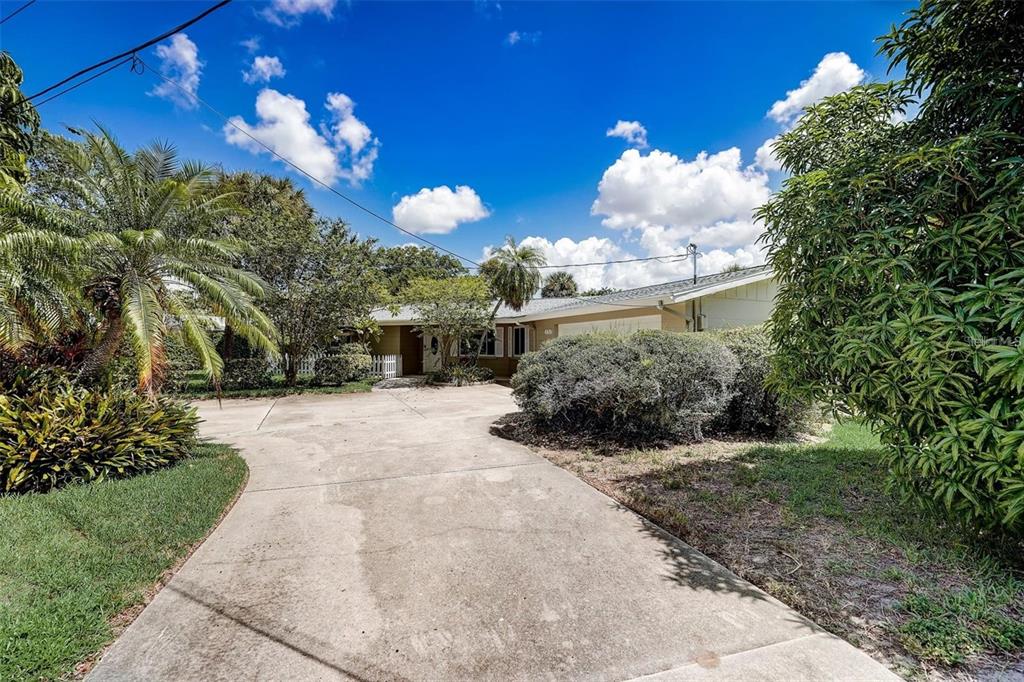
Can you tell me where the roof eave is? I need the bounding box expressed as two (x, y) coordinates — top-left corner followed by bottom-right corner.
(669, 270), (774, 304)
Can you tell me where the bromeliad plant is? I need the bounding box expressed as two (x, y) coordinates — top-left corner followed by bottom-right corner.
(756, 0), (1024, 532)
(0, 369), (199, 493)
(1, 128), (278, 393)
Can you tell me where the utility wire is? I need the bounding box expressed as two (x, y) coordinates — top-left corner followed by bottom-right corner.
(490, 253), (690, 270)
(0, 0), (35, 25)
(138, 56), (483, 267)
(32, 56), (136, 108)
(137, 53), (705, 274)
(26, 0), (231, 102)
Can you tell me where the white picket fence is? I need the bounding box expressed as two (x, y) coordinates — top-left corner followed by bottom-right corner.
(268, 352), (325, 376)
(371, 354), (402, 379)
(268, 352), (403, 379)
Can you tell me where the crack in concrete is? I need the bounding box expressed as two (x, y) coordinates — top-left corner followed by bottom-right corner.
(243, 460), (550, 494)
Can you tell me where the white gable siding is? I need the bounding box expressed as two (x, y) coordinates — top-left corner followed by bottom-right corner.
(701, 281), (778, 330)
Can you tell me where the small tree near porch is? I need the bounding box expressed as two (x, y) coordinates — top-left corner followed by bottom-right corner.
(403, 276), (491, 371)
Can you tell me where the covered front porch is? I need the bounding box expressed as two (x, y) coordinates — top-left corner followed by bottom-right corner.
(369, 323), (532, 380)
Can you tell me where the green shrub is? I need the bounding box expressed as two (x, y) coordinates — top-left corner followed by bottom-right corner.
(111, 333), (202, 393)
(313, 344), (372, 385)
(756, 1), (1024, 532)
(221, 358), (271, 390)
(429, 363), (494, 386)
(710, 327), (813, 437)
(0, 371), (199, 494)
(512, 330), (738, 440)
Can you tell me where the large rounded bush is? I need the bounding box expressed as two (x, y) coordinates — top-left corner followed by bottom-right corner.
(314, 344), (372, 385)
(0, 370), (199, 494)
(512, 330), (738, 439)
(709, 327), (813, 437)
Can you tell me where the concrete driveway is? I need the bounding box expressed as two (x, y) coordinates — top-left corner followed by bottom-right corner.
(90, 384), (897, 681)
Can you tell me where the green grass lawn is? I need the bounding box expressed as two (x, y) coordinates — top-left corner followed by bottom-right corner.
(538, 422), (1024, 678)
(0, 444), (247, 680)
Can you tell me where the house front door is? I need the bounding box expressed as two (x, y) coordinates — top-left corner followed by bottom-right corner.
(422, 335), (442, 373)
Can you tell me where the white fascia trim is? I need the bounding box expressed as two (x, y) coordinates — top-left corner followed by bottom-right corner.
(669, 271), (774, 304)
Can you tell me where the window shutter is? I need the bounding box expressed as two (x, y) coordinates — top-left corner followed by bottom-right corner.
(522, 326), (529, 354)
(495, 327), (504, 357)
(450, 338), (459, 357)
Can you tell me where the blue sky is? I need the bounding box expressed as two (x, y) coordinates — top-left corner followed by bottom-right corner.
(4, 0), (911, 288)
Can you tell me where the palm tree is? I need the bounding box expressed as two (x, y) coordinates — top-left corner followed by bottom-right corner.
(476, 236), (545, 354)
(541, 271), (578, 298)
(3, 128), (277, 393)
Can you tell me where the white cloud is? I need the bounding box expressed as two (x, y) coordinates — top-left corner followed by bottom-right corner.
(149, 34), (202, 109)
(592, 147), (770, 231)
(503, 235), (764, 291)
(392, 185), (490, 235)
(754, 135), (782, 172)
(241, 36), (261, 53)
(261, 0), (336, 27)
(324, 92), (379, 184)
(522, 145), (774, 289)
(224, 88), (379, 187)
(243, 55), (286, 84)
(506, 30), (541, 46)
(606, 120), (648, 148)
(768, 52), (865, 124)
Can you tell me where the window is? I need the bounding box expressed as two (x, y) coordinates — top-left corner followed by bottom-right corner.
(511, 326), (529, 356)
(460, 329), (503, 357)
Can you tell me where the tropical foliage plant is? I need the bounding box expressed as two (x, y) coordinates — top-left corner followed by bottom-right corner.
(0, 51), (39, 188)
(477, 236), (545, 354)
(0, 369), (198, 494)
(757, 0), (1024, 531)
(3, 129), (278, 392)
(541, 271), (578, 298)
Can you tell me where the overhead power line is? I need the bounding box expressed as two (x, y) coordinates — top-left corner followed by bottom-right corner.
(512, 252), (691, 270)
(138, 62), (703, 273)
(0, 0), (35, 25)
(32, 57), (136, 108)
(138, 56), (483, 267)
(134, 53), (703, 275)
(26, 0), (231, 102)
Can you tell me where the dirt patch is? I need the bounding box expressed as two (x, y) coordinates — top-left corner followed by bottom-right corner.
(514, 422), (1023, 681)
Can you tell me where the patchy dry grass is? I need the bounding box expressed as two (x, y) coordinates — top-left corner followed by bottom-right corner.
(524, 422), (1024, 680)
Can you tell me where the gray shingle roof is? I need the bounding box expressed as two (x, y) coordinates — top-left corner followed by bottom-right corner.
(372, 264), (771, 323)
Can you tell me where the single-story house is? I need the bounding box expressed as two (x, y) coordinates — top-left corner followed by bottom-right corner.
(369, 264), (776, 379)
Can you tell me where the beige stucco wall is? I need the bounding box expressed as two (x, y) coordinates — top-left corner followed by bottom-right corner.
(366, 279), (777, 376)
(372, 326), (402, 355)
(529, 280), (777, 345)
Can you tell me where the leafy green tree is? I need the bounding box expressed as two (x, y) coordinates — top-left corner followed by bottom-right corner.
(213, 173), (384, 385)
(375, 244), (466, 297)
(477, 236), (545, 354)
(4, 129), (277, 393)
(0, 52), (39, 189)
(541, 271), (578, 298)
(580, 287), (617, 297)
(403, 276), (491, 371)
(757, 0), (1024, 531)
